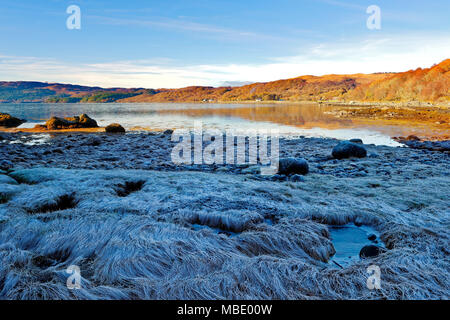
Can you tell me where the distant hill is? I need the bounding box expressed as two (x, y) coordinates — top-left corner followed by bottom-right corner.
(344, 59), (450, 103)
(0, 81), (148, 103)
(0, 59), (448, 104)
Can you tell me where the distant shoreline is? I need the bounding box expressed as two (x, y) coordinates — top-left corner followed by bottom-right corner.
(1, 59), (448, 105)
(1, 102), (449, 141)
(1, 100), (449, 109)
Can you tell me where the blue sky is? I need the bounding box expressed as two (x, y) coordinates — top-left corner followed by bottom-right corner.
(0, 0), (449, 88)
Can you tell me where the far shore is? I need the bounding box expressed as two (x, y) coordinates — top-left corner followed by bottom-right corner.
(1, 100), (449, 109)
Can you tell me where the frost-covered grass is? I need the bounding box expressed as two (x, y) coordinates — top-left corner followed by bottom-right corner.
(0, 165), (448, 300)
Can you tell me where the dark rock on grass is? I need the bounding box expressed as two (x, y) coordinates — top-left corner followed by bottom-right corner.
(0, 113), (25, 128)
(43, 114), (98, 130)
(105, 123), (126, 133)
(359, 245), (384, 259)
(278, 157), (309, 175)
(332, 141), (367, 159)
(368, 234), (377, 241)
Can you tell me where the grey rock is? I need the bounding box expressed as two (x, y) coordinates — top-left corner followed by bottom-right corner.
(332, 141), (367, 159)
(278, 158), (309, 175)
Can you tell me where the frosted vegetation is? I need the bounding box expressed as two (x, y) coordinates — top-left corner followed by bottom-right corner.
(0, 133), (449, 299)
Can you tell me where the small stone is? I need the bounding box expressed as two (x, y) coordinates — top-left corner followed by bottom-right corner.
(368, 234), (377, 241)
(359, 245), (383, 259)
(105, 123), (126, 133)
(278, 158), (309, 175)
(332, 141), (367, 159)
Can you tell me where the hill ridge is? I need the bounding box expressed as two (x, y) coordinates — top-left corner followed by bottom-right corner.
(0, 59), (448, 104)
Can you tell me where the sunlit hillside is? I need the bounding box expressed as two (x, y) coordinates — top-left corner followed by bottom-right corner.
(1, 60), (448, 104)
(345, 59), (450, 103)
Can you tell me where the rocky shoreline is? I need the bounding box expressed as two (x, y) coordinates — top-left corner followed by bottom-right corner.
(1, 131), (448, 176)
(0, 131), (449, 299)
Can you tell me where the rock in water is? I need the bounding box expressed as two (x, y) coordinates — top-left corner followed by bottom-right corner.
(105, 123), (126, 133)
(0, 113), (25, 128)
(278, 158), (309, 175)
(332, 141), (367, 159)
(359, 245), (383, 259)
(45, 114), (98, 130)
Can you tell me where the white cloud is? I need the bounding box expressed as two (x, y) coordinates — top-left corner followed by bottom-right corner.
(0, 33), (449, 88)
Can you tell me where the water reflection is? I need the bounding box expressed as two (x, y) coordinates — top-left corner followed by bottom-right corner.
(1, 103), (445, 146)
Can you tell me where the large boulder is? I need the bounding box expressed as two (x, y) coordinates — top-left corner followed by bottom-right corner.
(332, 141), (367, 159)
(278, 158), (309, 175)
(0, 113), (25, 128)
(105, 123), (126, 133)
(44, 114), (98, 130)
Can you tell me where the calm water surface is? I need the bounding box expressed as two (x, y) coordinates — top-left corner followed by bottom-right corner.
(2, 103), (444, 146)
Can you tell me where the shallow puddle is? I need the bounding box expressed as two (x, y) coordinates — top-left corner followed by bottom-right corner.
(329, 223), (385, 268)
